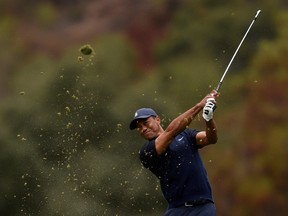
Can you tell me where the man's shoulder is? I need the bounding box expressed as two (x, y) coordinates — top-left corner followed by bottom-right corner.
(140, 139), (155, 152)
(176, 128), (199, 147)
(139, 139), (160, 169)
(182, 128), (199, 137)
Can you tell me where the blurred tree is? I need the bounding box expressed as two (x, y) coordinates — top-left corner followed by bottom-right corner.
(155, 0), (278, 70)
(237, 11), (288, 215)
(0, 35), (160, 215)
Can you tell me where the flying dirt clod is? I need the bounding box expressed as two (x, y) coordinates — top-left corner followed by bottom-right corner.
(79, 44), (94, 55)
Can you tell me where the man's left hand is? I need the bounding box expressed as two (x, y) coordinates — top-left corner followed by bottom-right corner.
(202, 98), (216, 122)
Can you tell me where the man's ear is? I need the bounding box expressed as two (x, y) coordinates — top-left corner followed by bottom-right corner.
(155, 116), (161, 124)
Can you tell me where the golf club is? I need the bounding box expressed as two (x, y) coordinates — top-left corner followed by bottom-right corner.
(215, 10), (261, 92)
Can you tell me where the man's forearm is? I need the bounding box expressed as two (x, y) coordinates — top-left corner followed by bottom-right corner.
(155, 91), (217, 154)
(165, 103), (203, 137)
(155, 103), (203, 155)
(205, 119), (218, 144)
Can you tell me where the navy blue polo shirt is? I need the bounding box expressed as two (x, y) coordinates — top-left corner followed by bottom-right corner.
(139, 128), (213, 209)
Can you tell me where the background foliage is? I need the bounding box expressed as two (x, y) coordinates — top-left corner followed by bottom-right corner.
(0, 0), (287, 215)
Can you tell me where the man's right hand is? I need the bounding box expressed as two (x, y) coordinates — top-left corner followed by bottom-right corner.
(200, 90), (219, 107)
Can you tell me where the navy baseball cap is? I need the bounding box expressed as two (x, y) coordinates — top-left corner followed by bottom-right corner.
(129, 108), (157, 130)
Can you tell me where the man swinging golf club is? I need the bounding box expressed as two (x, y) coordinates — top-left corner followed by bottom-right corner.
(129, 10), (261, 215)
(129, 90), (219, 216)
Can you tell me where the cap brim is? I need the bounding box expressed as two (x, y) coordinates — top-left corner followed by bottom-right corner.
(129, 115), (151, 130)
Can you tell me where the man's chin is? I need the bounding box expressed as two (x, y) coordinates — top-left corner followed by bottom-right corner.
(145, 134), (157, 141)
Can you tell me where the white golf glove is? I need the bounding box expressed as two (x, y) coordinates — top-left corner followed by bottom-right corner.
(202, 98), (216, 122)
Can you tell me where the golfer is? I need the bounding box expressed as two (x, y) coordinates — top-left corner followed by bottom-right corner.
(129, 90), (219, 216)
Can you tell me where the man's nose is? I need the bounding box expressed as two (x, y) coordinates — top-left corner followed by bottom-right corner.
(139, 125), (147, 133)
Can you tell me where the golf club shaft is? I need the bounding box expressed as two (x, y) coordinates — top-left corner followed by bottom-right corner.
(215, 10), (261, 92)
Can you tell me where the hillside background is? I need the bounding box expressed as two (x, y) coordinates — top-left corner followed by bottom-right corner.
(1, 0), (288, 215)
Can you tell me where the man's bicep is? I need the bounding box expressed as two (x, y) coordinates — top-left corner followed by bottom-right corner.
(155, 132), (173, 155)
(195, 131), (209, 148)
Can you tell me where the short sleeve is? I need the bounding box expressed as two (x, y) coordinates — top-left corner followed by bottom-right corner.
(186, 128), (199, 148)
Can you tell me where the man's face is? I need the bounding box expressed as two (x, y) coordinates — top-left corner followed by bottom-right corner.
(136, 116), (162, 140)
